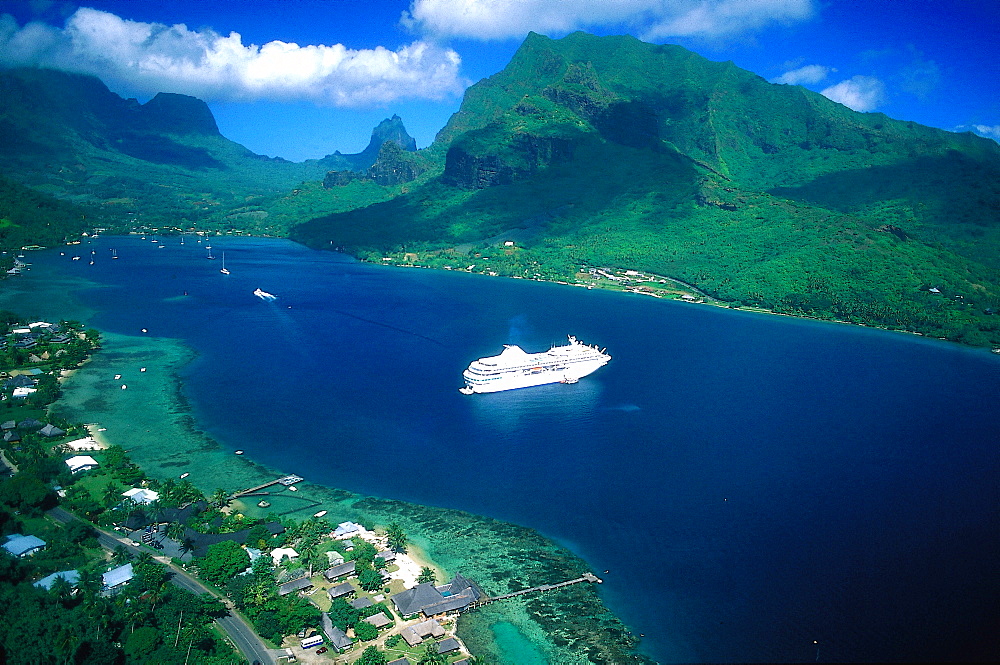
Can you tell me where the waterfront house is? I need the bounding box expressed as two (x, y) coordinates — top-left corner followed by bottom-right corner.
(327, 582), (355, 600)
(4, 431), (21, 444)
(38, 424), (66, 437)
(12, 386), (36, 398)
(1, 420), (15, 430)
(4, 375), (36, 390)
(375, 550), (396, 563)
(391, 573), (481, 617)
(333, 521), (362, 538)
(3, 534), (47, 557)
(65, 455), (99, 473)
(437, 637), (461, 654)
(61, 437), (104, 452)
(322, 560), (356, 582)
(122, 487), (160, 505)
(17, 418), (43, 429)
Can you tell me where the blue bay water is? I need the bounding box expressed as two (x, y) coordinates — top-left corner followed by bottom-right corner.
(24, 236), (1000, 662)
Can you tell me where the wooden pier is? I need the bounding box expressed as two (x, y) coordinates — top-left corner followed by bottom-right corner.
(231, 475), (303, 500)
(461, 572), (602, 612)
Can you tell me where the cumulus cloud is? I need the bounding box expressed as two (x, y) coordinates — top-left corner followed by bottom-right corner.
(820, 75), (886, 112)
(970, 125), (1000, 140)
(401, 0), (816, 41)
(0, 8), (464, 106)
(771, 64), (833, 85)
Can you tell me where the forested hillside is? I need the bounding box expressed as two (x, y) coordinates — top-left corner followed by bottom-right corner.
(291, 32), (1000, 345)
(3, 33), (1000, 344)
(0, 68), (420, 235)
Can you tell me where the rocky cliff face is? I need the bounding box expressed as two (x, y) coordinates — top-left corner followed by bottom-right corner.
(441, 134), (575, 190)
(368, 141), (423, 186)
(324, 139), (425, 188)
(319, 114), (419, 172)
(138, 93), (220, 136)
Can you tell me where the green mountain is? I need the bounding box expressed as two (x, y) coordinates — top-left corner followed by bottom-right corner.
(0, 68), (418, 235)
(291, 32), (1000, 345)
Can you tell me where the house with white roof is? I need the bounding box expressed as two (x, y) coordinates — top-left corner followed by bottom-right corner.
(65, 455), (99, 473)
(333, 521), (362, 538)
(122, 487), (160, 504)
(62, 437), (106, 452)
(270, 547), (298, 564)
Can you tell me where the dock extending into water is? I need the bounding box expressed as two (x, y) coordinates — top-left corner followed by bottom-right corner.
(462, 572), (602, 612)
(231, 475), (303, 499)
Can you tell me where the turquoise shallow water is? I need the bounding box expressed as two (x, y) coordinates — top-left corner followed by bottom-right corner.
(6, 235), (1000, 663)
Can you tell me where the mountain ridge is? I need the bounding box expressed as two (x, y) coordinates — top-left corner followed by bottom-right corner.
(0, 67), (423, 234)
(290, 31), (1000, 345)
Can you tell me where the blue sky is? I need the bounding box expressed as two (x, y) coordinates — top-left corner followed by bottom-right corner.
(1, 0), (996, 161)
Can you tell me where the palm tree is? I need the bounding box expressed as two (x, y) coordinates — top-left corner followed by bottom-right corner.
(102, 482), (122, 507)
(386, 522), (407, 553)
(298, 541), (319, 577)
(209, 488), (230, 509)
(165, 520), (185, 543)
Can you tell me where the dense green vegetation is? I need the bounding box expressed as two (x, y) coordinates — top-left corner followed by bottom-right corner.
(289, 32), (1000, 345)
(3, 33), (1000, 345)
(0, 317), (239, 664)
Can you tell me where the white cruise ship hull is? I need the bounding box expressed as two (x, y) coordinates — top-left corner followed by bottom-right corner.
(461, 336), (610, 394)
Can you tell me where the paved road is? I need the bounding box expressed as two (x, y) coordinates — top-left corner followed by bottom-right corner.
(47, 507), (275, 664)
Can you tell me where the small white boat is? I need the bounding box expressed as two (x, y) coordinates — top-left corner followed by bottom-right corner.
(220, 252), (230, 275)
(120, 385), (127, 390)
(253, 288), (277, 300)
(140, 367), (146, 372)
(180, 472), (189, 479)
(114, 374), (121, 380)
(313, 510), (327, 518)
(288, 486), (298, 492)
(235, 450), (244, 455)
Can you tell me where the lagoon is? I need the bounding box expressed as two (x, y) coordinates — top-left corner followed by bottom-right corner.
(5, 235), (999, 663)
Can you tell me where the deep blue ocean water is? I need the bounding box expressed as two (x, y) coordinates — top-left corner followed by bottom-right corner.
(25, 236), (1000, 662)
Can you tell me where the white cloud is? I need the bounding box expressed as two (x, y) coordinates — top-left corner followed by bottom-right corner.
(0, 8), (465, 106)
(820, 75), (886, 112)
(402, 0), (816, 41)
(971, 125), (1000, 140)
(771, 64), (832, 85)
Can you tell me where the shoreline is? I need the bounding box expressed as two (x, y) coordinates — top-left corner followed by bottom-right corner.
(49, 330), (650, 664)
(366, 255), (1000, 351)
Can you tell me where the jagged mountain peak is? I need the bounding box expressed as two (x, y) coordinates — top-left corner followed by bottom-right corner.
(140, 92), (220, 136)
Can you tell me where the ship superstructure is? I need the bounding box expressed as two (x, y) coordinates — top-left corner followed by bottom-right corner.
(460, 336), (610, 394)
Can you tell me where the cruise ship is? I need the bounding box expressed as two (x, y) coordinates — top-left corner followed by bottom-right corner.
(460, 336), (611, 394)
